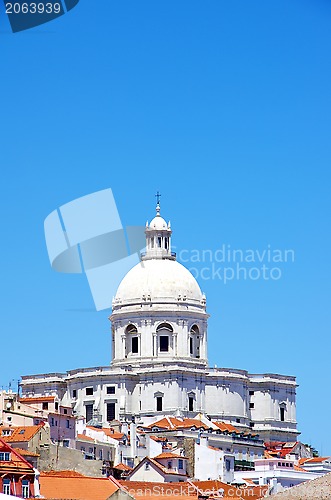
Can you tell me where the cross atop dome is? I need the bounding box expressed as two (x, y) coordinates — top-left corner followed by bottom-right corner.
(155, 191), (161, 216)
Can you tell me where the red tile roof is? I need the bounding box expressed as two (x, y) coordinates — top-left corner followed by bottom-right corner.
(3, 425), (44, 443)
(212, 421), (241, 434)
(102, 428), (125, 440)
(0, 438), (35, 474)
(149, 417), (209, 431)
(13, 448), (40, 457)
(129, 456), (187, 478)
(300, 456), (330, 464)
(154, 452), (188, 459)
(41, 470), (87, 478)
(19, 396), (55, 403)
(114, 463), (133, 471)
(120, 480), (197, 500)
(77, 433), (94, 442)
(39, 474), (119, 500)
(191, 479), (268, 500)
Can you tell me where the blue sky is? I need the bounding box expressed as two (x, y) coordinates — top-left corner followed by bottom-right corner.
(0, 0), (330, 453)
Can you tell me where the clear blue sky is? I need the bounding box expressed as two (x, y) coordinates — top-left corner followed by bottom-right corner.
(0, 0), (330, 453)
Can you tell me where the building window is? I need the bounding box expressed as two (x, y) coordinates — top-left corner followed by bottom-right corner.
(64, 408), (68, 414)
(236, 418), (240, 423)
(3, 479), (10, 495)
(107, 386), (116, 395)
(66, 419), (70, 429)
(22, 480), (30, 499)
(0, 452), (10, 461)
(159, 336), (169, 352)
(42, 402), (49, 410)
(126, 324), (138, 334)
(249, 403), (254, 409)
(99, 449), (103, 460)
(249, 422), (254, 428)
(190, 337), (193, 355)
(55, 402), (59, 411)
(63, 440), (69, 447)
(249, 391), (254, 396)
(51, 417), (55, 427)
(132, 336), (139, 354)
(72, 390), (77, 398)
(86, 387), (93, 396)
(156, 397), (163, 411)
(280, 407), (285, 421)
(107, 402), (116, 421)
(85, 404), (93, 422)
(178, 459), (183, 470)
(167, 461), (172, 469)
(225, 459), (231, 472)
(188, 397), (194, 412)
(145, 462), (150, 470)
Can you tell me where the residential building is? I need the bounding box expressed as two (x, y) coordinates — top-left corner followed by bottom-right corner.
(0, 438), (40, 498)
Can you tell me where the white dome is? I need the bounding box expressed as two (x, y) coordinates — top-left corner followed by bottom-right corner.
(115, 259), (203, 304)
(149, 214), (168, 230)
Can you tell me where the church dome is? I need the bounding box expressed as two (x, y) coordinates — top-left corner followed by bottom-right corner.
(149, 214), (168, 230)
(114, 258), (203, 305)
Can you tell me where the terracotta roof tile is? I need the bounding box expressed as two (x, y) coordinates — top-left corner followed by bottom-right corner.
(302, 456), (330, 463)
(212, 422), (241, 434)
(0, 438), (35, 473)
(191, 480), (267, 500)
(13, 448), (40, 457)
(154, 452), (188, 459)
(39, 474), (119, 500)
(114, 463), (133, 471)
(3, 425), (43, 443)
(41, 470), (87, 478)
(120, 480), (197, 500)
(102, 428), (125, 440)
(19, 396), (55, 403)
(148, 417), (209, 431)
(77, 434), (94, 442)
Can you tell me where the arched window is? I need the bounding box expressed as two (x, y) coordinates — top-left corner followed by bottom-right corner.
(189, 325), (200, 358)
(125, 324), (138, 334)
(156, 323), (173, 332)
(156, 323), (173, 353)
(279, 402), (287, 422)
(190, 325), (199, 335)
(125, 325), (139, 355)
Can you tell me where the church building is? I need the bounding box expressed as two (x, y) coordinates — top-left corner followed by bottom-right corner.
(20, 202), (298, 442)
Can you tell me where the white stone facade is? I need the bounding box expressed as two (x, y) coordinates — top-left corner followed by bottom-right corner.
(20, 203), (299, 443)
